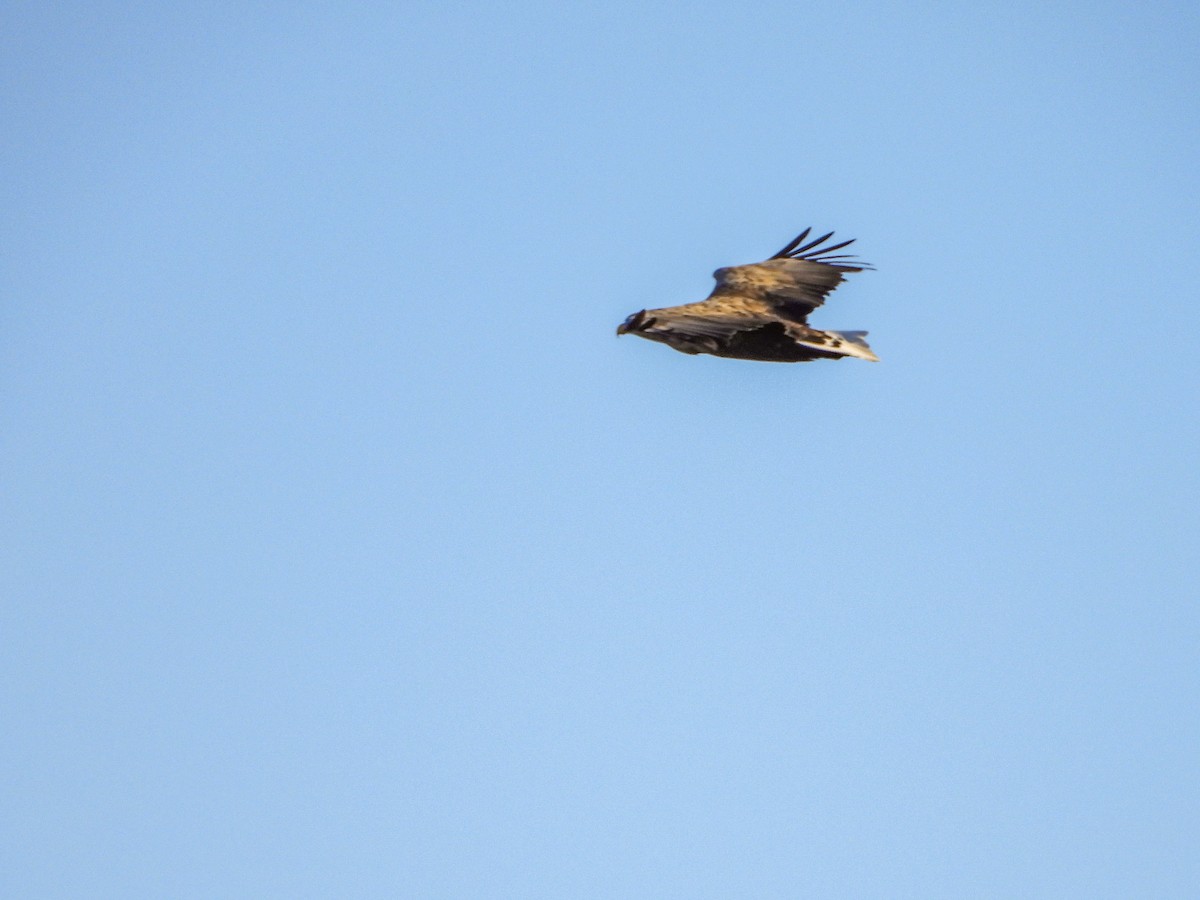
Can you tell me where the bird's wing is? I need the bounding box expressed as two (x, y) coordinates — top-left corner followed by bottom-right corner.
(641, 295), (778, 337)
(626, 295), (781, 355)
(706, 228), (871, 322)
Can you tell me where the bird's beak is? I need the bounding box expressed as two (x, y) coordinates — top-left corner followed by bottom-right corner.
(617, 310), (647, 336)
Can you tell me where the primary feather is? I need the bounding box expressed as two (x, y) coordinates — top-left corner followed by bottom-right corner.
(617, 228), (878, 363)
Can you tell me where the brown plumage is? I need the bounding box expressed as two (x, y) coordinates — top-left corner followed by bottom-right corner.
(617, 228), (878, 363)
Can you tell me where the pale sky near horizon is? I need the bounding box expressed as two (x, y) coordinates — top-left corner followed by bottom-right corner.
(3, 2), (1199, 896)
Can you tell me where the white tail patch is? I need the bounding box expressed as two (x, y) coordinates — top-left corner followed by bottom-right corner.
(793, 329), (879, 362)
(830, 330), (879, 361)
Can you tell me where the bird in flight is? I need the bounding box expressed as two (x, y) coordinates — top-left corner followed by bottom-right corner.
(617, 228), (878, 363)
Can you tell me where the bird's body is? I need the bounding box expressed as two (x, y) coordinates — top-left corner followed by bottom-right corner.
(617, 228), (878, 363)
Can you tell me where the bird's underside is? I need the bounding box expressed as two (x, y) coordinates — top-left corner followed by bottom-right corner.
(617, 228), (878, 363)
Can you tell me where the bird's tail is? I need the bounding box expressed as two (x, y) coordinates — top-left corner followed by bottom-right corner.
(791, 329), (879, 362)
(830, 330), (878, 361)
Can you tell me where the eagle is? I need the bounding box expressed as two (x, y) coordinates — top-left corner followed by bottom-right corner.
(616, 227), (878, 363)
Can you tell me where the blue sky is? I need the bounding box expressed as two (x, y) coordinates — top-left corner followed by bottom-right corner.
(3, 2), (1198, 896)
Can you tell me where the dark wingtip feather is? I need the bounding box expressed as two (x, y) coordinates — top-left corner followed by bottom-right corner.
(793, 231), (836, 255)
(801, 237), (856, 257)
(770, 227), (812, 259)
(771, 227), (873, 270)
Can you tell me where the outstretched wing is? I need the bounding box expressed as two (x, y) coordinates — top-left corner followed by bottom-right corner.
(617, 300), (780, 354)
(706, 228), (872, 322)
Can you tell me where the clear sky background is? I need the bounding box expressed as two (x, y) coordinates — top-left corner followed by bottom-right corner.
(3, 2), (1198, 897)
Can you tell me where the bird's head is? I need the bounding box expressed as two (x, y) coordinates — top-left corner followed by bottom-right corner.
(617, 309), (652, 336)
